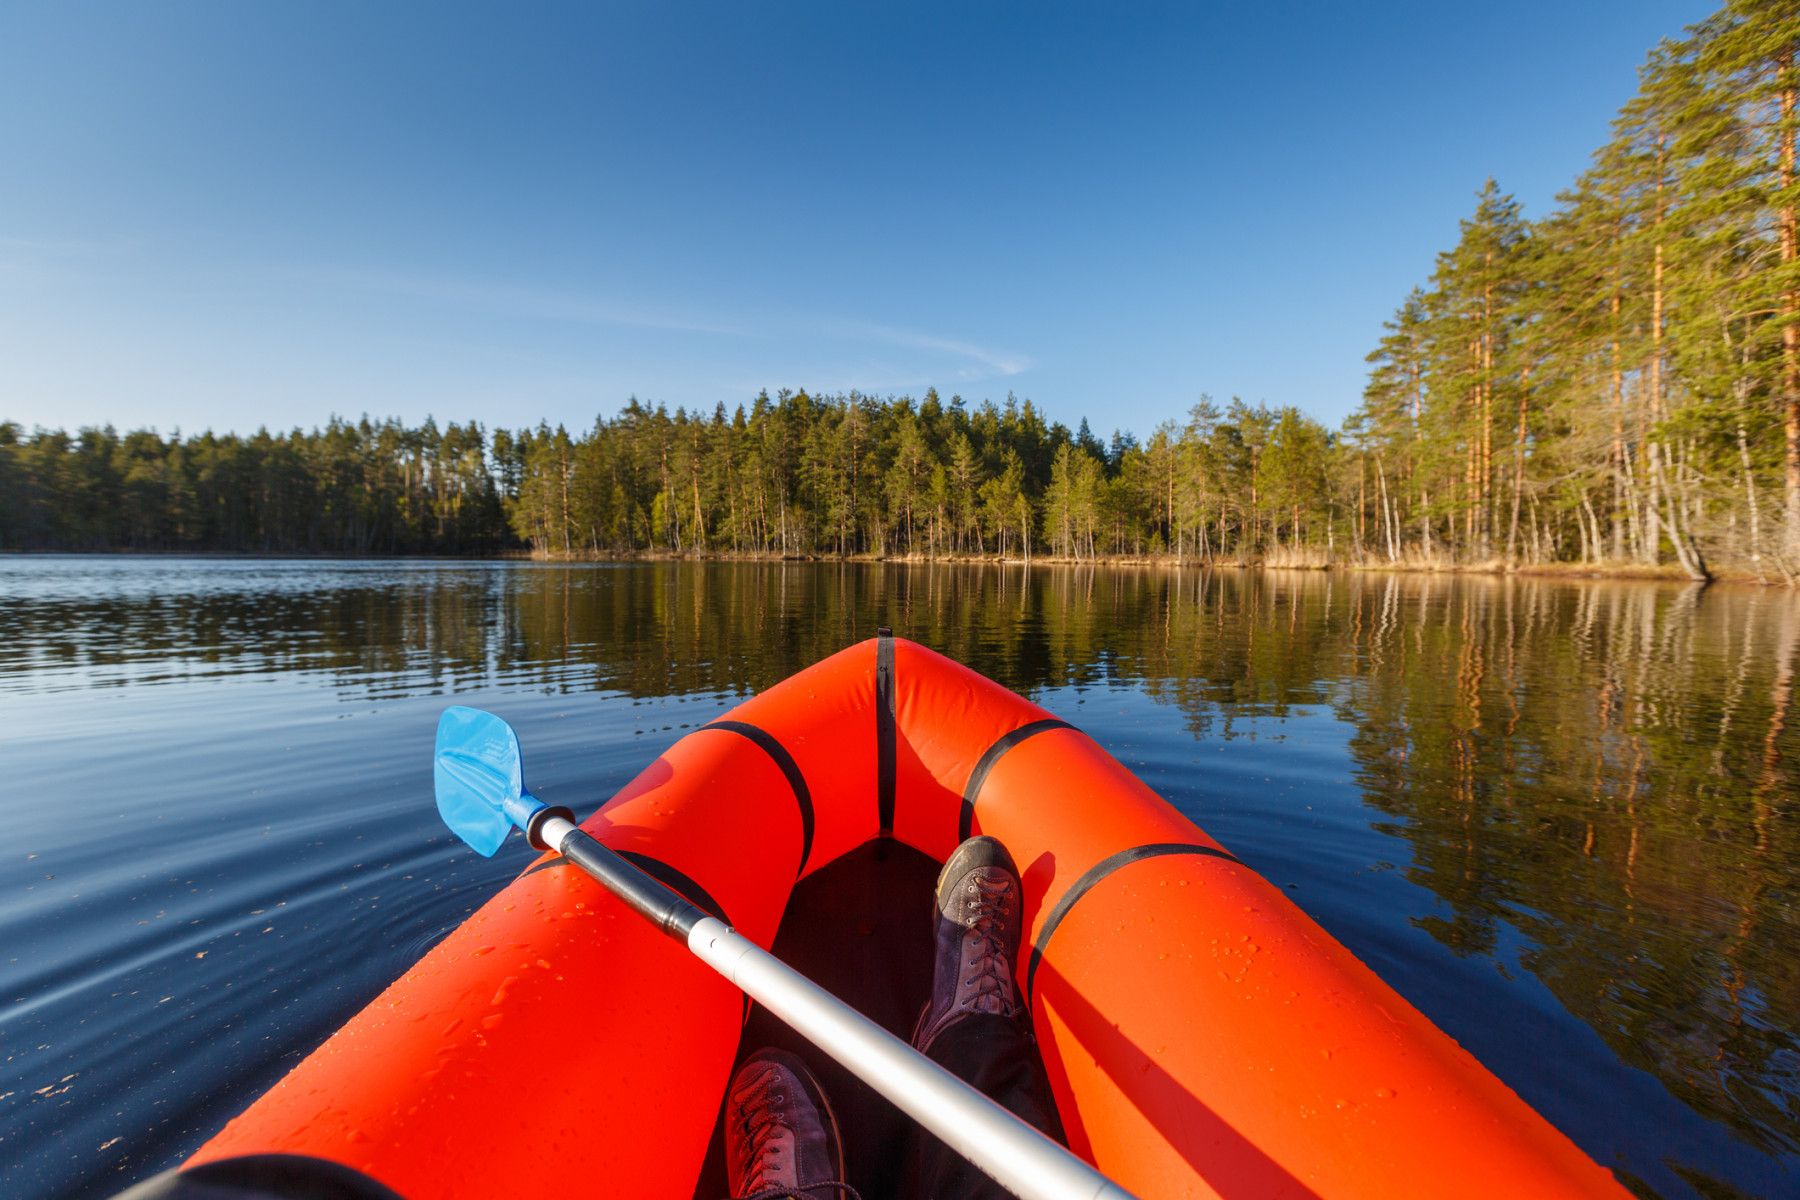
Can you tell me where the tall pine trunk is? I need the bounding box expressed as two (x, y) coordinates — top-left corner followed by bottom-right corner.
(1643, 134), (1667, 567)
(1507, 366), (1529, 562)
(1781, 51), (1800, 561)
(1610, 287), (1625, 560)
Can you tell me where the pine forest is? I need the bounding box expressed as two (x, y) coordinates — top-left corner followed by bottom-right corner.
(4, 1), (1798, 583)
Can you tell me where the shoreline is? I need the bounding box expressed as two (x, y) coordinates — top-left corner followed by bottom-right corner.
(5, 546), (1787, 585)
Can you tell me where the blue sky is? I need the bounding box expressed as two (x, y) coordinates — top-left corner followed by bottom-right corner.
(0, 1), (1711, 442)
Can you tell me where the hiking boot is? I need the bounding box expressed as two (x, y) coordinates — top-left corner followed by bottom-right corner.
(724, 1047), (848, 1200)
(913, 835), (1026, 1053)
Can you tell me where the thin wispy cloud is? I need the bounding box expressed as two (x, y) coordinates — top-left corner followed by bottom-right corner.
(0, 234), (132, 257)
(0, 234), (141, 282)
(274, 263), (746, 337)
(266, 262), (1032, 391)
(825, 319), (1033, 380)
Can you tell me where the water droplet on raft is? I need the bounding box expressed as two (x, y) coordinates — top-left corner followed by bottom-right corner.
(473, 945), (494, 957)
(1375, 1087), (1396, 1100)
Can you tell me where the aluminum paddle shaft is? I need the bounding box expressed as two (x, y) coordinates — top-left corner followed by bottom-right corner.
(538, 815), (1135, 1200)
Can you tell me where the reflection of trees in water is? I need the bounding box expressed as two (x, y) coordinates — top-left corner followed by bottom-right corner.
(0, 563), (1353, 704)
(9, 563), (1798, 1156)
(1340, 575), (1800, 1159)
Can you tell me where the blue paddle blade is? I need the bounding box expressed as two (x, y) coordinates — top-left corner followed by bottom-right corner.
(435, 706), (535, 857)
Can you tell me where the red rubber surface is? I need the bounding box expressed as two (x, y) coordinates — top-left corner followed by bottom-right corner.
(190, 638), (1626, 1199)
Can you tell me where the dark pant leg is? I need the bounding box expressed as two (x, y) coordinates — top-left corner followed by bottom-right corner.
(902, 1014), (1065, 1200)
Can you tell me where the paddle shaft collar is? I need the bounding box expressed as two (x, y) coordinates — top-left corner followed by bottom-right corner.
(532, 815), (1134, 1200)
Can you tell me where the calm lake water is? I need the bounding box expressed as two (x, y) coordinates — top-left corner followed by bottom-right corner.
(1, 557), (1795, 1198)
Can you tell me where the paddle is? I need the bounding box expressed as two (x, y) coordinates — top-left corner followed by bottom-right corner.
(434, 705), (1134, 1200)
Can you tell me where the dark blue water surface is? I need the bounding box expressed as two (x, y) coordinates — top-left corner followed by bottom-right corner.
(1, 558), (1795, 1198)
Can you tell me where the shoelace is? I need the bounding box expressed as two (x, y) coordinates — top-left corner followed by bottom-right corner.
(960, 876), (1018, 1013)
(728, 1069), (861, 1200)
(731, 1068), (793, 1195)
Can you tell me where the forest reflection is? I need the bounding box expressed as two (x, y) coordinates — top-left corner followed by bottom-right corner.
(4, 560), (1795, 1160)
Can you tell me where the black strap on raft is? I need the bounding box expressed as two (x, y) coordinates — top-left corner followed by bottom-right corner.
(875, 627), (896, 837)
(112, 1153), (405, 1200)
(958, 719), (1075, 841)
(615, 849), (732, 931)
(1025, 841), (1246, 1003)
(700, 720), (816, 878)
(560, 831), (711, 940)
(521, 843), (732, 936)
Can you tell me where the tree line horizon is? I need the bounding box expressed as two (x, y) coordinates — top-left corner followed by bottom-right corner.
(2, 1), (1796, 582)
